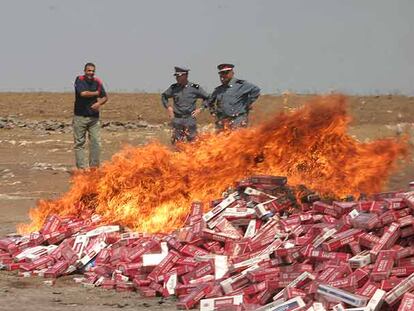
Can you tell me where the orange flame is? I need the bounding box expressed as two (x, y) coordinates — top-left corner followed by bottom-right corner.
(18, 95), (408, 234)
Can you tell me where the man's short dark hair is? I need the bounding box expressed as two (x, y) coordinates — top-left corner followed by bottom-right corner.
(84, 62), (96, 70)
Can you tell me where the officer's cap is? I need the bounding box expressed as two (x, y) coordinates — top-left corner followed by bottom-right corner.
(174, 66), (190, 76)
(217, 63), (235, 73)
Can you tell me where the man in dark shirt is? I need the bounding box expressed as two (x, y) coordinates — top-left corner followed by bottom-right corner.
(161, 66), (209, 144)
(205, 63), (260, 131)
(73, 62), (108, 169)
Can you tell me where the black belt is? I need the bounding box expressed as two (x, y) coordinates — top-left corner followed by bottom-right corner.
(174, 113), (192, 118)
(219, 112), (247, 119)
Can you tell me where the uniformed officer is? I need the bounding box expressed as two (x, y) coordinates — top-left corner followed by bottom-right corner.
(205, 63), (260, 131)
(161, 66), (209, 144)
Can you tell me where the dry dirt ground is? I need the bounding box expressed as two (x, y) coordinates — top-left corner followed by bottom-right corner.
(0, 93), (414, 311)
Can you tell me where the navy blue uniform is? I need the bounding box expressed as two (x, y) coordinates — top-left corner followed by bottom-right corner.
(206, 77), (260, 130)
(161, 82), (209, 143)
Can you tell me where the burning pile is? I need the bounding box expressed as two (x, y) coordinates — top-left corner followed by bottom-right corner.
(0, 94), (412, 310)
(2, 176), (414, 310)
(19, 95), (407, 234)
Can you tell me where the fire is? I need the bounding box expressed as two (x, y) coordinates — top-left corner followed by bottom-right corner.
(19, 94), (408, 234)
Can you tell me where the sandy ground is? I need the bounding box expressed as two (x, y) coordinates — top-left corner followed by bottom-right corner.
(0, 92), (414, 310)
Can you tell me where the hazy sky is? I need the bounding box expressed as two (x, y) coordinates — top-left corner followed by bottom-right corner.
(0, 0), (413, 94)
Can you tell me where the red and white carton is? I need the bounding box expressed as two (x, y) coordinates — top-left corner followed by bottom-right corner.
(284, 287), (307, 300)
(244, 186), (276, 198)
(60, 245), (78, 264)
(348, 241), (361, 255)
(232, 253), (269, 270)
(355, 281), (378, 298)
(180, 244), (209, 257)
(117, 262), (143, 277)
(188, 274), (215, 285)
(85, 225), (120, 238)
(142, 242), (168, 266)
(351, 268), (369, 288)
(203, 192), (238, 223)
(384, 272), (414, 305)
(220, 265), (258, 294)
(313, 201), (342, 218)
(402, 191), (414, 209)
(328, 275), (357, 291)
(349, 213), (380, 230)
(29, 231), (45, 246)
(243, 281), (267, 295)
(397, 215), (414, 228)
(176, 256), (198, 267)
(256, 296), (306, 311)
(370, 250), (395, 281)
(366, 288), (386, 311)
(254, 199), (275, 218)
(394, 207), (411, 219)
(21, 255), (55, 271)
(15, 245), (57, 262)
(332, 304), (345, 311)
(215, 217), (243, 239)
(398, 292), (414, 311)
(175, 283), (199, 296)
(398, 257), (414, 267)
(176, 283), (214, 310)
(164, 236), (183, 251)
(200, 294), (243, 311)
(95, 248), (110, 264)
(349, 250), (371, 269)
(147, 250), (181, 283)
(41, 215), (62, 234)
(244, 219), (260, 238)
(190, 201), (204, 217)
(370, 222), (401, 259)
(379, 210), (397, 226)
(78, 241), (107, 266)
(202, 228), (238, 242)
(391, 266), (414, 277)
(44, 260), (69, 278)
(312, 228), (337, 248)
(250, 215), (278, 241)
(273, 271), (315, 301)
(214, 255), (228, 279)
(358, 233), (380, 249)
(304, 247), (350, 262)
(310, 302), (327, 311)
(119, 232), (141, 241)
(322, 229), (362, 251)
(164, 272), (177, 295)
(184, 201), (204, 225)
(126, 239), (159, 262)
(380, 277), (402, 291)
(401, 226), (414, 238)
(317, 284), (368, 307)
(333, 201), (358, 215)
(221, 208), (256, 220)
(72, 235), (89, 257)
(181, 261), (215, 284)
(44, 228), (70, 245)
(384, 197), (407, 210)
